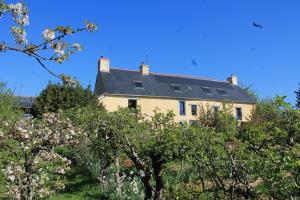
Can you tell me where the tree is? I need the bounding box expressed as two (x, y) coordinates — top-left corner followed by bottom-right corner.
(0, 82), (23, 127)
(65, 106), (187, 200)
(0, 113), (82, 200)
(186, 96), (300, 199)
(295, 83), (300, 109)
(90, 108), (185, 200)
(32, 82), (99, 117)
(0, 1), (97, 81)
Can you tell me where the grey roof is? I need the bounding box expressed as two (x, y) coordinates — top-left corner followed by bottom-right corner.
(95, 68), (256, 104)
(15, 96), (36, 108)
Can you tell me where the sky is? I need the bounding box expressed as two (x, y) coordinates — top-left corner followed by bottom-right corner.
(1, 0), (300, 104)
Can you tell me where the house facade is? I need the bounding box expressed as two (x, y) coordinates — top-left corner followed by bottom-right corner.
(95, 57), (256, 123)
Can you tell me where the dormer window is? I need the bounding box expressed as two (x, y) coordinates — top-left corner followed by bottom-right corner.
(201, 87), (212, 94)
(216, 88), (227, 95)
(132, 81), (143, 89)
(170, 84), (181, 92)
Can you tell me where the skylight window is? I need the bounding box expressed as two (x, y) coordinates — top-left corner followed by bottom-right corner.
(201, 87), (212, 94)
(216, 88), (227, 95)
(170, 84), (181, 91)
(132, 81), (143, 89)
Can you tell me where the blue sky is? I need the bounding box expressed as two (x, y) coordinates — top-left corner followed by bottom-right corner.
(1, 0), (299, 104)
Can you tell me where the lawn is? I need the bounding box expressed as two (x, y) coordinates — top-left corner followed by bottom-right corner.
(49, 167), (107, 200)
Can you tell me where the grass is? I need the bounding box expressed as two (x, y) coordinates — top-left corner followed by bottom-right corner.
(50, 167), (108, 200)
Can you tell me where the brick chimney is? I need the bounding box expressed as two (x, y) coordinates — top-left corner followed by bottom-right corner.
(227, 74), (238, 85)
(98, 56), (110, 73)
(140, 62), (149, 75)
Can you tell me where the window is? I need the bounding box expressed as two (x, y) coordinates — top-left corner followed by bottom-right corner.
(171, 84), (181, 92)
(191, 105), (197, 116)
(216, 88), (227, 95)
(201, 87), (212, 94)
(179, 101), (186, 115)
(128, 99), (137, 110)
(213, 106), (220, 113)
(132, 81), (143, 89)
(235, 107), (242, 120)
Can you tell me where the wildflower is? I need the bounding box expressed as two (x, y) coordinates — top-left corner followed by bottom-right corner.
(42, 28), (55, 41)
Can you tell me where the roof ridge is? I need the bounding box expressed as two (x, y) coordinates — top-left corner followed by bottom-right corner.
(15, 96), (36, 98)
(110, 67), (229, 83)
(111, 67), (139, 72)
(151, 72), (229, 83)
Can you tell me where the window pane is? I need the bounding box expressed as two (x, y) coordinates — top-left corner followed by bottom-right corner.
(128, 99), (137, 109)
(132, 81), (143, 88)
(180, 101), (185, 115)
(201, 87), (212, 94)
(213, 106), (220, 113)
(216, 88), (227, 95)
(171, 84), (181, 91)
(236, 107), (242, 120)
(191, 105), (197, 115)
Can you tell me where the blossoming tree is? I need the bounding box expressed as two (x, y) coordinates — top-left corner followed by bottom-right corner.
(0, 1), (97, 81)
(0, 113), (82, 200)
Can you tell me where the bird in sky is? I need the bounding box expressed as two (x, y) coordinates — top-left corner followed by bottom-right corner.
(252, 22), (263, 29)
(192, 59), (197, 66)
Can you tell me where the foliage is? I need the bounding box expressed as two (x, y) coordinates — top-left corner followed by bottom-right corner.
(32, 82), (100, 117)
(0, 82), (23, 127)
(186, 96), (300, 199)
(295, 83), (300, 109)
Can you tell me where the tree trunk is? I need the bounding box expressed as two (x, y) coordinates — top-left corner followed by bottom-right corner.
(141, 173), (153, 200)
(152, 158), (164, 200)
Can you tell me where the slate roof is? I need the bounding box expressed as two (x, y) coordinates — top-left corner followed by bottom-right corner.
(95, 68), (256, 104)
(15, 96), (36, 108)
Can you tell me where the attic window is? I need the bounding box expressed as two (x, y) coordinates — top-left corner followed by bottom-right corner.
(216, 88), (227, 95)
(170, 84), (181, 92)
(201, 87), (212, 94)
(132, 81), (143, 89)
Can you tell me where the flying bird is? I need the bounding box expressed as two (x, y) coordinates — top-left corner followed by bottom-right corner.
(252, 22), (263, 29)
(192, 59), (197, 66)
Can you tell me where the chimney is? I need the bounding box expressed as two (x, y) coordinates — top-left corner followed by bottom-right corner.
(98, 56), (110, 73)
(227, 74), (238, 85)
(140, 62), (149, 75)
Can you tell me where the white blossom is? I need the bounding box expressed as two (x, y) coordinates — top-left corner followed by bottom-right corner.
(73, 43), (81, 51)
(85, 21), (97, 32)
(0, 42), (6, 51)
(16, 14), (29, 26)
(52, 42), (65, 55)
(42, 28), (55, 41)
(10, 26), (27, 44)
(7, 175), (16, 182)
(55, 167), (65, 174)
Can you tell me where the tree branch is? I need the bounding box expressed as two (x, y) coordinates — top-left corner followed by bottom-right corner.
(35, 58), (61, 79)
